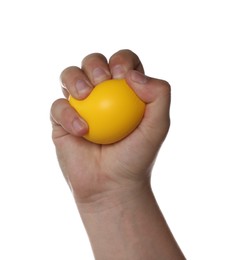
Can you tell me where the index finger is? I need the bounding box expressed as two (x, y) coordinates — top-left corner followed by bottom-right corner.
(109, 49), (144, 79)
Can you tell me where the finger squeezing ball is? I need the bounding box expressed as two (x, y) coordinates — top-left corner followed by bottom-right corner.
(69, 79), (145, 144)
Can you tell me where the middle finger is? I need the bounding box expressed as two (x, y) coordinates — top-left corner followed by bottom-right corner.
(82, 53), (111, 86)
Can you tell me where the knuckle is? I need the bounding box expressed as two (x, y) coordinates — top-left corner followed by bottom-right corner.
(160, 80), (171, 95)
(110, 49), (134, 62)
(60, 66), (79, 79)
(50, 98), (61, 112)
(50, 99), (62, 124)
(109, 49), (141, 71)
(50, 99), (68, 118)
(82, 53), (107, 67)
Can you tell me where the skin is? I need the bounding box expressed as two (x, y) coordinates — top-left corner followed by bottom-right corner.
(50, 49), (185, 259)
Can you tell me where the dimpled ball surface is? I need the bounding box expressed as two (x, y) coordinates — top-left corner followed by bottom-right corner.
(69, 79), (145, 144)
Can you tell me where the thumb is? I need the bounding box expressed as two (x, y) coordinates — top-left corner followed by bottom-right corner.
(125, 70), (171, 146)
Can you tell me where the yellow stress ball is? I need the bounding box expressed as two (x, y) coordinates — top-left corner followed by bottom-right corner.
(69, 79), (145, 144)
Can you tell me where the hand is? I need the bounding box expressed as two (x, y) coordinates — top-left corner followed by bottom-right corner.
(50, 49), (170, 211)
(50, 50), (185, 259)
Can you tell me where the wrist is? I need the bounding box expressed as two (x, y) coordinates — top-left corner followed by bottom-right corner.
(74, 179), (152, 214)
(75, 182), (185, 260)
(77, 184), (155, 259)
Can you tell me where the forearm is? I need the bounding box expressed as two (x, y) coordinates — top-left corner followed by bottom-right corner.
(77, 185), (185, 260)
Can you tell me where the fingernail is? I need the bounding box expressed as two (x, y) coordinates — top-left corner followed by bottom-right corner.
(112, 65), (126, 79)
(92, 67), (110, 84)
(75, 80), (92, 99)
(130, 70), (148, 84)
(72, 117), (88, 135)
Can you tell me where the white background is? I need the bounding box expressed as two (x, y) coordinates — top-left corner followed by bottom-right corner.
(0, 0), (228, 259)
